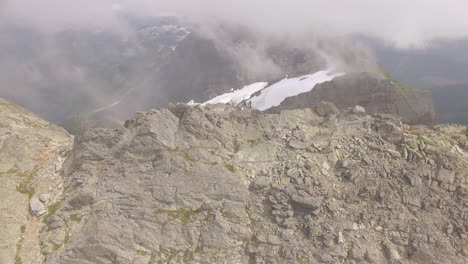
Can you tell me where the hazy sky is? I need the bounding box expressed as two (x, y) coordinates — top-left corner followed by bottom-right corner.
(2, 0), (468, 47)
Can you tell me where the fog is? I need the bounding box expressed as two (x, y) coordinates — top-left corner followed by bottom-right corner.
(1, 0), (468, 128)
(3, 0), (468, 48)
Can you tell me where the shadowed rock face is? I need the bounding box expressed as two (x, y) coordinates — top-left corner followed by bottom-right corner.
(268, 73), (437, 125)
(30, 102), (467, 264)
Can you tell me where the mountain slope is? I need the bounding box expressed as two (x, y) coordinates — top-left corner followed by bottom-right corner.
(358, 36), (468, 124)
(267, 73), (437, 124)
(431, 84), (468, 124)
(201, 71), (436, 125)
(31, 103), (468, 264)
(1, 17), (379, 126)
(0, 98), (73, 264)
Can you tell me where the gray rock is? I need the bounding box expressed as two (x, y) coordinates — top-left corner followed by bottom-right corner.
(286, 168), (300, 179)
(288, 140), (308, 150)
(338, 159), (349, 168)
(368, 143), (383, 152)
(353, 105), (366, 115)
(39, 193), (51, 203)
(315, 101), (340, 117)
(365, 247), (380, 262)
(251, 176), (271, 189)
(387, 149), (402, 158)
(267, 234), (281, 245)
(329, 245), (347, 259)
(317, 252), (334, 263)
(30, 197), (46, 217)
(2, 103), (459, 264)
(291, 194), (322, 211)
(128, 109), (179, 149)
(362, 156), (372, 165)
(437, 169), (455, 184)
(406, 196), (422, 208)
(344, 170), (358, 182)
(349, 245), (366, 261)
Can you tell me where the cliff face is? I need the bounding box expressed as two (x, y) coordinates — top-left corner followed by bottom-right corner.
(268, 73), (437, 125)
(1, 97), (466, 264)
(33, 103), (467, 264)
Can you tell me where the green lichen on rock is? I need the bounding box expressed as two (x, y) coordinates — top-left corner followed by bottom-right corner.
(247, 139), (257, 144)
(136, 249), (149, 256)
(14, 237), (23, 264)
(43, 200), (64, 223)
(224, 163), (236, 173)
(153, 208), (198, 225)
(16, 182), (35, 199)
(14, 170), (36, 199)
(380, 68), (423, 95)
(69, 214), (83, 222)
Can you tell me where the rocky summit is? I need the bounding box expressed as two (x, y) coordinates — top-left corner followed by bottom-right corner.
(1, 98), (468, 264)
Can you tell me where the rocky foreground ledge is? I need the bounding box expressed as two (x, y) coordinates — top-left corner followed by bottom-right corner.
(2, 99), (468, 264)
(0, 98), (73, 264)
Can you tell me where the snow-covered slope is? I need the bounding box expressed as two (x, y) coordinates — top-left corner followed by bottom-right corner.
(201, 82), (268, 105)
(201, 70), (344, 111)
(248, 71), (344, 111)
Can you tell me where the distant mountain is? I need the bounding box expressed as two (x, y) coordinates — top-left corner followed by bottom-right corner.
(0, 15), (378, 126)
(267, 72), (436, 125)
(431, 84), (468, 124)
(357, 36), (468, 124)
(0, 16), (190, 123)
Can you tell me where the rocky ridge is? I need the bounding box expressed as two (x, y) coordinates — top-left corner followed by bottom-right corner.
(268, 73), (437, 125)
(31, 101), (468, 263)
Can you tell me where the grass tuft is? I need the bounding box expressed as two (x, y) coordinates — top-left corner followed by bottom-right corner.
(224, 163), (236, 173)
(69, 214), (82, 222)
(153, 208), (198, 225)
(16, 182), (35, 199)
(43, 200), (64, 223)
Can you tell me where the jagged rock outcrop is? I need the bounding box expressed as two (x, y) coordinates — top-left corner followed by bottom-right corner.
(268, 73), (437, 125)
(34, 102), (467, 264)
(0, 98), (73, 264)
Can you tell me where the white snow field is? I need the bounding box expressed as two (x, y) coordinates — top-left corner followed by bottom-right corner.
(200, 70), (344, 111)
(202, 82), (268, 105)
(247, 70), (344, 111)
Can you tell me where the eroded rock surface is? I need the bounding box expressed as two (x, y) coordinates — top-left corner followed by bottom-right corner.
(37, 103), (467, 264)
(0, 98), (73, 264)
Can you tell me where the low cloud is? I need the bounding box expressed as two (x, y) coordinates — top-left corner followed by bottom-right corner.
(3, 0), (468, 48)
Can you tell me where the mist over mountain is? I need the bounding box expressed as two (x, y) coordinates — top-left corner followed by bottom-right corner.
(0, 13), (379, 125)
(1, 1), (468, 127)
(2, 2), (468, 264)
(360, 36), (468, 124)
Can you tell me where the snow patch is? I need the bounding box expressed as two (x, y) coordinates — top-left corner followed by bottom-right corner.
(202, 82), (268, 105)
(199, 70), (344, 111)
(248, 70), (344, 111)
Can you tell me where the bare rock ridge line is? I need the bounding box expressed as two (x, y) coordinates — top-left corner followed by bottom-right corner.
(267, 72), (437, 125)
(198, 71), (437, 126)
(1, 97), (467, 263)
